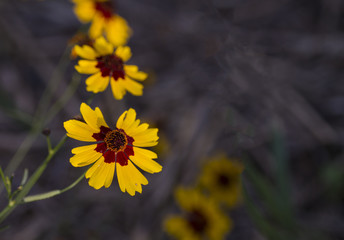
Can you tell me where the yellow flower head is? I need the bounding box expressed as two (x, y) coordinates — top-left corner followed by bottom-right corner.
(63, 103), (162, 196)
(164, 188), (232, 240)
(199, 154), (244, 207)
(72, 0), (131, 46)
(74, 36), (148, 100)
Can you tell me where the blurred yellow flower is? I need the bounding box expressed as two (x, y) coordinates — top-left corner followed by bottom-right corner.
(72, 0), (131, 46)
(164, 188), (231, 240)
(199, 154), (244, 207)
(64, 103), (162, 196)
(74, 36), (147, 99)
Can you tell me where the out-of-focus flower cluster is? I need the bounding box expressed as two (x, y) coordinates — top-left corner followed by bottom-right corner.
(63, 0), (160, 196)
(164, 154), (243, 240)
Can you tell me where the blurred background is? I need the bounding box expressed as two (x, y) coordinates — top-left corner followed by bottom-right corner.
(0, 0), (344, 239)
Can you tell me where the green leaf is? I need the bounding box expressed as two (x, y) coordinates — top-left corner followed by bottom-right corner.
(0, 167), (11, 197)
(0, 167), (11, 198)
(20, 169), (29, 186)
(244, 161), (295, 230)
(271, 131), (295, 228)
(243, 184), (292, 240)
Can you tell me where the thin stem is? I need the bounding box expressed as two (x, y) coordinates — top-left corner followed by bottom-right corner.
(33, 46), (73, 123)
(0, 88), (97, 224)
(3, 46), (77, 178)
(2, 74), (80, 185)
(46, 136), (52, 153)
(0, 135), (67, 224)
(22, 170), (86, 203)
(44, 73), (81, 124)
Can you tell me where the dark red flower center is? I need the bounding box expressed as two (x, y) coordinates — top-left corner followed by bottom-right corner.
(96, 55), (125, 80)
(92, 126), (134, 166)
(187, 209), (208, 233)
(94, 1), (113, 19)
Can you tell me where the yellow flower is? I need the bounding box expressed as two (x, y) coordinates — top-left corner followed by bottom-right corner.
(72, 0), (131, 46)
(199, 154), (244, 207)
(164, 188), (232, 240)
(74, 36), (147, 100)
(63, 103), (162, 196)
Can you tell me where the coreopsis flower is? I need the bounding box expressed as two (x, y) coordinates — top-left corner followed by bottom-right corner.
(72, 0), (131, 46)
(199, 155), (244, 207)
(74, 36), (147, 100)
(63, 103), (162, 196)
(164, 188), (231, 240)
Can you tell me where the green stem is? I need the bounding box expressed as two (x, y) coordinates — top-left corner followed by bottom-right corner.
(2, 74), (80, 187)
(22, 171), (86, 203)
(33, 46), (73, 123)
(44, 73), (81, 124)
(46, 136), (52, 153)
(3, 47), (77, 178)
(0, 135), (67, 224)
(0, 90), (96, 224)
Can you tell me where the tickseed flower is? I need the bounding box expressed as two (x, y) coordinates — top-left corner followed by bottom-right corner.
(198, 155), (244, 207)
(74, 36), (147, 100)
(63, 103), (162, 196)
(164, 188), (231, 240)
(72, 0), (131, 46)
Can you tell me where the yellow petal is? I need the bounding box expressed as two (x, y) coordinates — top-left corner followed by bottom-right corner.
(124, 119), (140, 136)
(89, 13), (105, 39)
(125, 65), (148, 81)
(124, 65), (138, 72)
(70, 149), (102, 167)
(104, 163), (115, 188)
(74, 45), (98, 60)
(128, 123), (149, 136)
(115, 46), (132, 62)
(80, 103), (100, 131)
(130, 149), (162, 174)
(116, 110), (127, 129)
(133, 147), (157, 159)
(110, 79), (126, 100)
(71, 144), (97, 154)
(85, 72), (110, 93)
(123, 77), (143, 96)
(105, 15), (131, 46)
(75, 60), (99, 74)
(88, 161), (109, 189)
(117, 161), (148, 195)
(94, 36), (114, 55)
(64, 120), (95, 142)
(121, 108), (136, 131)
(116, 162), (135, 195)
(132, 128), (159, 144)
(86, 158), (103, 178)
(133, 141), (158, 147)
(73, 2), (95, 23)
(127, 161), (148, 191)
(95, 107), (109, 128)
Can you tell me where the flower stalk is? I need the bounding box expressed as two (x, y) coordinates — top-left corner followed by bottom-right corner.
(0, 135), (67, 224)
